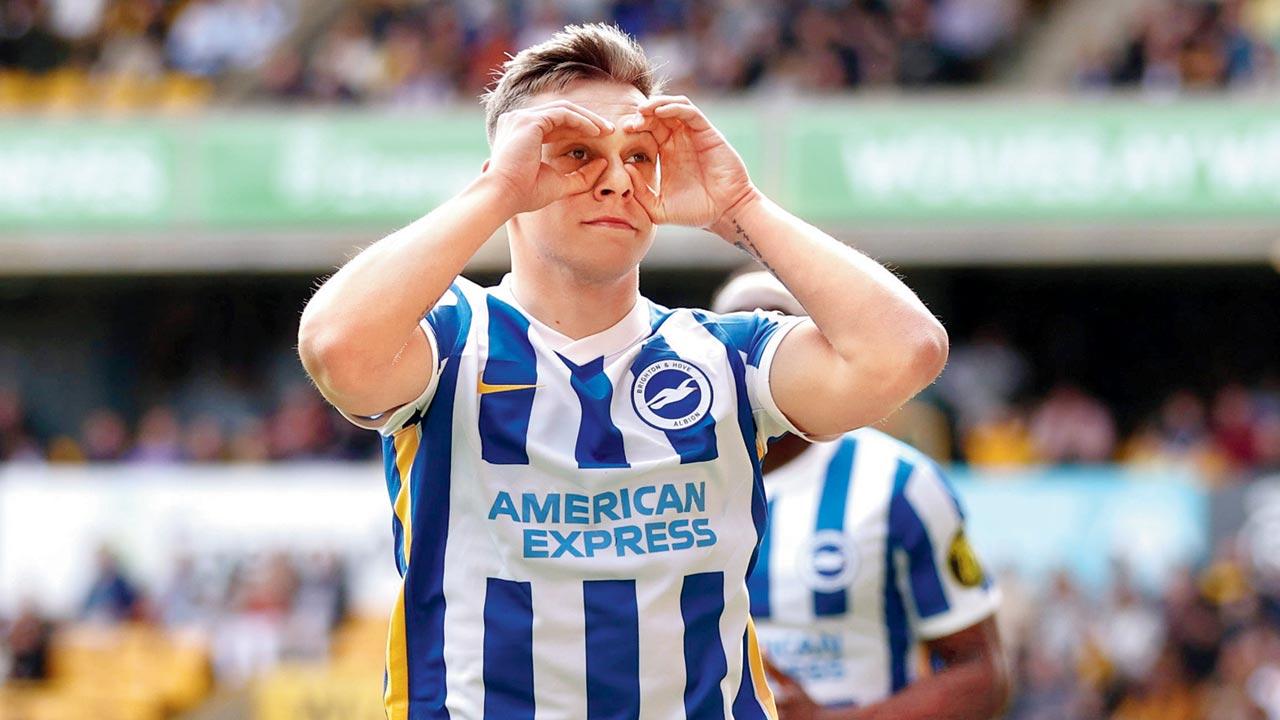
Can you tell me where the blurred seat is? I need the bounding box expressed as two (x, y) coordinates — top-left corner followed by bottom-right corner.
(28, 622), (214, 720)
(42, 69), (94, 114)
(157, 73), (214, 113)
(0, 71), (31, 111)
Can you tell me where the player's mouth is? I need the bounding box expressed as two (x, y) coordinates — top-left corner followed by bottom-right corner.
(582, 216), (636, 232)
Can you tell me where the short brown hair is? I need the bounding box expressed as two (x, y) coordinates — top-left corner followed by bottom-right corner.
(482, 23), (662, 143)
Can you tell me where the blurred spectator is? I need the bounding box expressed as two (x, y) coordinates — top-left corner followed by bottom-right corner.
(0, 386), (43, 462)
(1109, 644), (1203, 720)
(1083, 0), (1278, 92)
(81, 545), (140, 623)
(80, 407), (131, 462)
(215, 552), (297, 681)
(937, 324), (1030, 432)
(1098, 566), (1166, 684)
(283, 551), (349, 659)
(158, 554), (212, 630)
(0, 0), (70, 73)
(167, 0), (293, 76)
(962, 404), (1040, 467)
(228, 417), (272, 461)
(128, 405), (184, 463)
(267, 384), (336, 460)
(4, 600), (52, 681)
(1035, 571), (1092, 667)
(183, 414), (228, 462)
(1030, 384), (1117, 463)
(1214, 385), (1261, 471)
(1122, 390), (1230, 478)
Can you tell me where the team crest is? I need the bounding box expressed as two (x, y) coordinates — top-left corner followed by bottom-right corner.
(797, 529), (860, 592)
(947, 530), (986, 588)
(631, 359), (713, 431)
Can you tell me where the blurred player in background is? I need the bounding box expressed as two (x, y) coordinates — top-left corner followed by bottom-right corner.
(298, 23), (947, 719)
(717, 273), (1007, 720)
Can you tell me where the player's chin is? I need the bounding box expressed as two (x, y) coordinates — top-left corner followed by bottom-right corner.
(565, 232), (653, 280)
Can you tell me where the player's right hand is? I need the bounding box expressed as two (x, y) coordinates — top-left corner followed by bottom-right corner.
(485, 100), (614, 215)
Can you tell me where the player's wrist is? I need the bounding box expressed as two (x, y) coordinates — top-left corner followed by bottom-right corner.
(708, 185), (765, 240)
(469, 171), (526, 220)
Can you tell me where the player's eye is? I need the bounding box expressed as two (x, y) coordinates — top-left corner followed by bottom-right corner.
(566, 147), (589, 161)
(626, 151), (651, 164)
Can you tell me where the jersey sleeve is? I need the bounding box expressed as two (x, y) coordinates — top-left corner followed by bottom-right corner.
(712, 309), (807, 443)
(337, 282), (472, 437)
(890, 460), (1000, 641)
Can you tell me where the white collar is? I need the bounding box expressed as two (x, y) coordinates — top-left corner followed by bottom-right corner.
(494, 274), (652, 366)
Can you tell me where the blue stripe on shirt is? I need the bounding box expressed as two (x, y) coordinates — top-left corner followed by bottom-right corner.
(482, 578), (535, 720)
(730, 630), (769, 720)
(479, 295), (537, 465)
(747, 499), (775, 619)
(890, 459), (950, 618)
(710, 311), (785, 368)
(559, 354), (630, 469)
(584, 579), (641, 720)
(813, 436), (858, 617)
(693, 311), (769, 574)
(404, 284), (471, 718)
(681, 571), (728, 720)
(383, 435), (407, 576)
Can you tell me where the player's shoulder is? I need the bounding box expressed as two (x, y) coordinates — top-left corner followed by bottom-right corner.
(848, 427), (934, 466)
(847, 427), (951, 493)
(847, 428), (969, 528)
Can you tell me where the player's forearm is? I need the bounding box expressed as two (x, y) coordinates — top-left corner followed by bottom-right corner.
(714, 193), (948, 398)
(826, 656), (1010, 720)
(298, 175), (512, 387)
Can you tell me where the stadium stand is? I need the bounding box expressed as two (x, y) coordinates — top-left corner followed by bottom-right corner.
(3, 1), (1280, 719)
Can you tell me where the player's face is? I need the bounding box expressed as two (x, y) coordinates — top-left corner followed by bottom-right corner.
(511, 79), (659, 284)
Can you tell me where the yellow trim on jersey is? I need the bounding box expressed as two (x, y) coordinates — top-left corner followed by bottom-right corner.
(385, 427), (419, 720)
(477, 380), (540, 395)
(385, 586), (410, 720)
(746, 617), (779, 719)
(393, 427), (418, 559)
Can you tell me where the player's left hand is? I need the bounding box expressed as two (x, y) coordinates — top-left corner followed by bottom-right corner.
(622, 95), (759, 233)
(765, 658), (828, 720)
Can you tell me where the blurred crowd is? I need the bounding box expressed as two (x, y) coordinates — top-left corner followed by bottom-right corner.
(0, 0), (1041, 111)
(929, 329), (1280, 482)
(8, 540), (1280, 719)
(0, 0), (293, 78)
(7, 0), (1280, 111)
(1001, 543), (1280, 720)
(1075, 0), (1280, 92)
(5, 333), (1278, 482)
(0, 545), (350, 684)
(261, 0), (1036, 105)
(0, 383), (380, 464)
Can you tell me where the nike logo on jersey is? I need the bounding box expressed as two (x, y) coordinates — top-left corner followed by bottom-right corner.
(478, 380), (540, 395)
(646, 378), (698, 410)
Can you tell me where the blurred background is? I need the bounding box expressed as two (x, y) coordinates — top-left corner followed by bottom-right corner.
(1, 0), (1279, 718)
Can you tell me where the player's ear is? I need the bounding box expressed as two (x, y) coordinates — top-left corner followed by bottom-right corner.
(481, 159), (491, 173)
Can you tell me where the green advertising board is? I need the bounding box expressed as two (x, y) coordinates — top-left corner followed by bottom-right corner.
(786, 102), (1280, 222)
(1, 101), (1278, 231)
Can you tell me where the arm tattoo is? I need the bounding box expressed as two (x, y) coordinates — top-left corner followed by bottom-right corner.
(730, 219), (792, 292)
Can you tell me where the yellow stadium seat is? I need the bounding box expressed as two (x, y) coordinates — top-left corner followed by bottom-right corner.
(157, 73), (212, 113)
(99, 72), (157, 113)
(0, 71), (31, 111)
(46, 623), (213, 717)
(42, 68), (94, 114)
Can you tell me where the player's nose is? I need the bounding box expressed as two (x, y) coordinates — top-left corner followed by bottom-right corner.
(592, 157), (632, 201)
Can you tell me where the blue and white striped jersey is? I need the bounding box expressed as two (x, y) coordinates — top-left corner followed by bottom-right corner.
(747, 428), (999, 708)
(349, 275), (805, 720)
